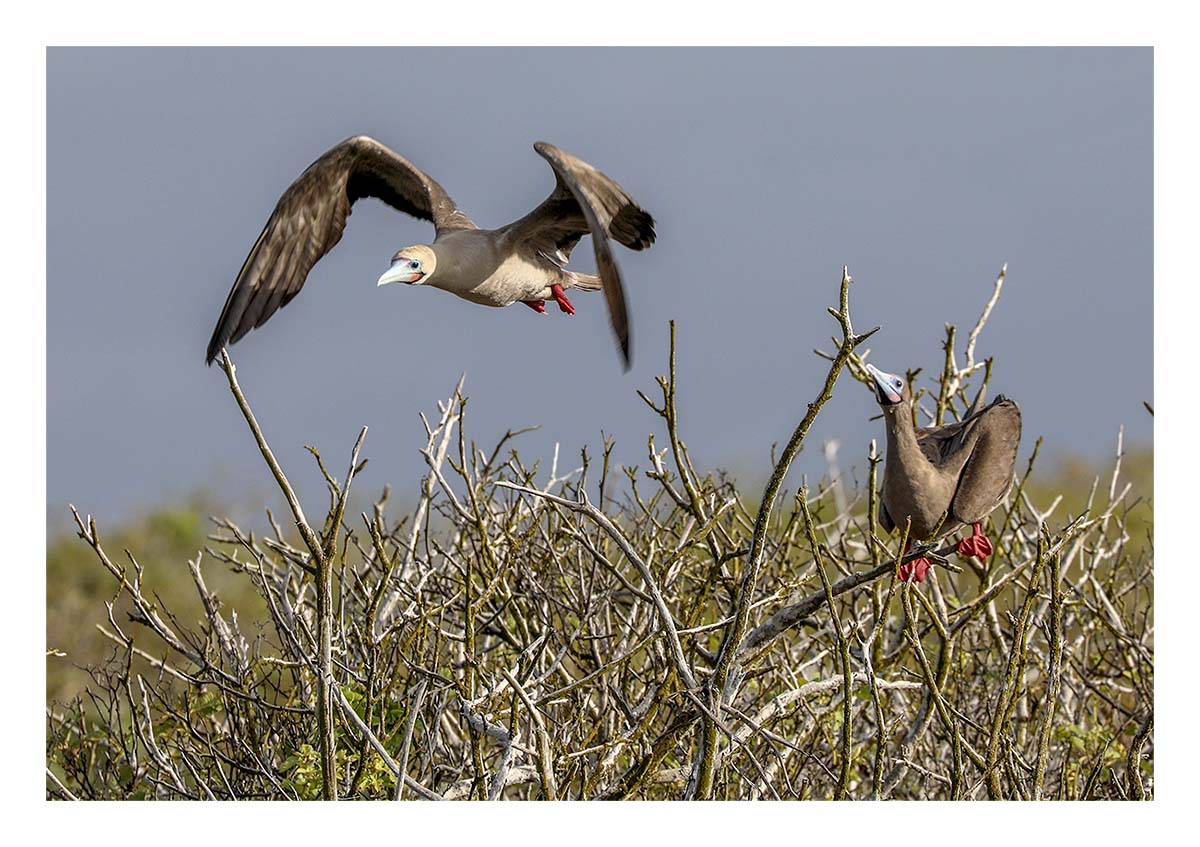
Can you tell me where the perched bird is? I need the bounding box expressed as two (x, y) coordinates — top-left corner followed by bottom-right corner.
(865, 363), (1022, 582)
(206, 136), (656, 368)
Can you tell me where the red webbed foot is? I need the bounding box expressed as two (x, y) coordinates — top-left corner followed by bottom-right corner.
(550, 284), (575, 315)
(523, 300), (547, 314)
(899, 541), (931, 583)
(955, 522), (994, 561)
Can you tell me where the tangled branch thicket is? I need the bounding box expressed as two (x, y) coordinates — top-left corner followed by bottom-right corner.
(46, 269), (1153, 801)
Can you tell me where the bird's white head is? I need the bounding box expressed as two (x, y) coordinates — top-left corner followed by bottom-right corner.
(377, 245), (437, 287)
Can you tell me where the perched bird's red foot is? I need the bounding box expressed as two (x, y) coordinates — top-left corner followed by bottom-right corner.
(550, 284), (575, 315)
(899, 558), (931, 582)
(523, 300), (547, 314)
(955, 522), (994, 560)
(899, 541), (931, 582)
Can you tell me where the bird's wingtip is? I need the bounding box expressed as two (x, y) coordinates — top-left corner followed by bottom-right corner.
(205, 339), (228, 367)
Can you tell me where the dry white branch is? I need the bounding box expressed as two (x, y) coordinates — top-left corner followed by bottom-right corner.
(497, 480), (699, 691)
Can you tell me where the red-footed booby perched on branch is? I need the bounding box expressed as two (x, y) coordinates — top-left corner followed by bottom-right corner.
(206, 136), (656, 368)
(865, 363), (1022, 582)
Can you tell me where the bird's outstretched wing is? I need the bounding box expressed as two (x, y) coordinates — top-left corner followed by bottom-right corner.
(206, 136), (475, 363)
(503, 142), (656, 368)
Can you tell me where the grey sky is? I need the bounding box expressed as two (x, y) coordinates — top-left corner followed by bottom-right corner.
(47, 47), (1152, 529)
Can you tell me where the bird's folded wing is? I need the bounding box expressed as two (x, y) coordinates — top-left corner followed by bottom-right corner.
(947, 400), (1023, 525)
(879, 499), (896, 534)
(917, 386), (997, 465)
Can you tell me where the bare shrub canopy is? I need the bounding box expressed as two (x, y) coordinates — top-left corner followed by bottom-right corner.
(46, 269), (1153, 801)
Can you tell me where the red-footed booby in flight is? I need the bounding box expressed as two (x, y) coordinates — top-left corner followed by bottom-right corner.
(865, 364), (1022, 582)
(206, 136), (655, 368)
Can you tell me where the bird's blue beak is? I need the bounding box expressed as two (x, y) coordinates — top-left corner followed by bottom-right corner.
(865, 364), (904, 405)
(377, 258), (425, 286)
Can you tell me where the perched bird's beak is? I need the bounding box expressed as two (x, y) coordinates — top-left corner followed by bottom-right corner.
(377, 259), (425, 287)
(865, 364), (904, 405)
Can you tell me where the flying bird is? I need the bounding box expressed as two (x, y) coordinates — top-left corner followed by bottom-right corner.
(206, 136), (656, 367)
(865, 363), (1022, 582)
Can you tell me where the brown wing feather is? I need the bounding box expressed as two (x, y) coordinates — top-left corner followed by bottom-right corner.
(206, 136), (474, 363)
(503, 142), (656, 369)
(879, 499), (896, 533)
(947, 399), (1022, 525)
(915, 385), (996, 467)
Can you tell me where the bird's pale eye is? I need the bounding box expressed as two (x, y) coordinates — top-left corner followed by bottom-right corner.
(410, 260), (421, 270)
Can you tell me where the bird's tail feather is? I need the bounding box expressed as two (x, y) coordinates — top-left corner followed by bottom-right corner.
(569, 272), (603, 291)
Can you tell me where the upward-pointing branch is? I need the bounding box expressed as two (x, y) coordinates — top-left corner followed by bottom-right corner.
(217, 348), (339, 802)
(689, 267), (879, 800)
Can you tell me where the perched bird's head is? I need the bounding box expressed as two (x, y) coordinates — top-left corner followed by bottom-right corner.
(865, 363), (908, 408)
(377, 245), (437, 287)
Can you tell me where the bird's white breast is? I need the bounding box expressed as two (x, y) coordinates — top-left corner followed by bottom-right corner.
(429, 238), (555, 307)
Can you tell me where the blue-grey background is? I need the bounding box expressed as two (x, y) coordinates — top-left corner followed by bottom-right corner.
(47, 47), (1152, 529)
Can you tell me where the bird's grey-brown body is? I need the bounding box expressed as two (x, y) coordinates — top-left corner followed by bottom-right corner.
(421, 229), (597, 307)
(869, 367), (1022, 542)
(206, 136), (654, 366)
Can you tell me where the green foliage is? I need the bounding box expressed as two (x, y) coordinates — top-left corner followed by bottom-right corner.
(47, 495), (268, 705)
(280, 744), (327, 800)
